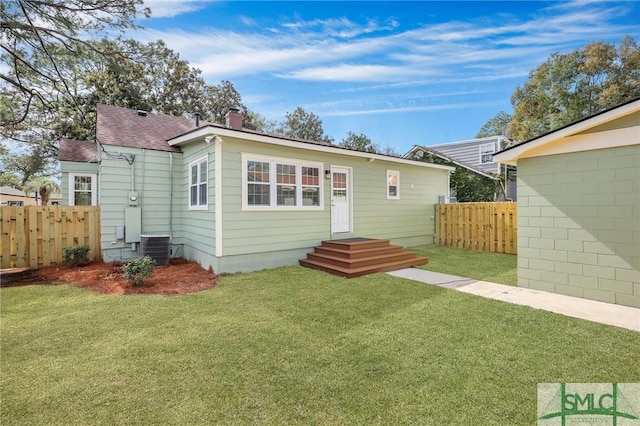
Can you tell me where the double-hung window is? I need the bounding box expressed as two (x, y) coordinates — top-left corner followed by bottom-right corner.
(480, 143), (495, 164)
(189, 155), (208, 209)
(69, 174), (97, 206)
(243, 154), (323, 210)
(247, 160), (270, 206)
(301, 166), (320, 206)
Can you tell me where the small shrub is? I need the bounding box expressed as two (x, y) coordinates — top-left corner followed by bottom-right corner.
(124, 256), (156, 286)
(63, 246), (91, 267)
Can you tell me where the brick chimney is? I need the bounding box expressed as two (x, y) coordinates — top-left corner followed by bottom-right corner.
(225, 108), (243, 130)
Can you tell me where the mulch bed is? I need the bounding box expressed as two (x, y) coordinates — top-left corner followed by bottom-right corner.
(1, 258), (219, 295)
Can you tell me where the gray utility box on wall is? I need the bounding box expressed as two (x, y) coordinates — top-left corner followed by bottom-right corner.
(139, 234), (171, 266)
(125, 207), (141, 243)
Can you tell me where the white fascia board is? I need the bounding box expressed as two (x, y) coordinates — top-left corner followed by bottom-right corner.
(509, 126), (638, 160)
(494, 100), (640, 165)
(169, 127), (455, 172)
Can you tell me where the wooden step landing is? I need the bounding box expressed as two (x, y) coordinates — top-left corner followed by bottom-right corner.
(0, 267), (32, 286)
(299, 238), (427, 278)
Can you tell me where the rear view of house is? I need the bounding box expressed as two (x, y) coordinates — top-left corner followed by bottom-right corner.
(59, 104), (453, 274)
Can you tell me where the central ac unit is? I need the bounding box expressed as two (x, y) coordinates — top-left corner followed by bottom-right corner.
(139, 234), (170, 266)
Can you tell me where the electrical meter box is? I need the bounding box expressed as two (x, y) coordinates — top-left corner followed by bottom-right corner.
(128, 191), (139, 206)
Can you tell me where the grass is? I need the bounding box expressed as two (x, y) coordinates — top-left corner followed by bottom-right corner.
(2, 261), (638, 425)
(411, 245), (518, 285)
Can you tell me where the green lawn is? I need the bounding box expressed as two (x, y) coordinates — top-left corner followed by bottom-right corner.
(2, 263), (638, 425)
(411, 245), (518, 285)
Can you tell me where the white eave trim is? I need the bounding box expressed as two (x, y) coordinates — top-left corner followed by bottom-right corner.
(494, 100), (640, 165)
(168, 126), (455, 172)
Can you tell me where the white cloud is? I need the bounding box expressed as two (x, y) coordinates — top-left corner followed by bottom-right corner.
(279, 64), (413, 82)
(135, 0), (636, 86)
(281, 16), (399, 39)
(142, 0), (217, 19)
(321, 100), (504, 117)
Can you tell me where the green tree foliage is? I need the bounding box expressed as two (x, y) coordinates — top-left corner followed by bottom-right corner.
(476, 111), (513, 139)
(414, 152), (498, 202)
(1, 0), (149, 127)
(0, 145), (55, 186)
(510, 35), (640, 141)
(50, 38), (255, 141)
(380, 145), (402, 157)
(0, 173), (22, 189)
(450, 168), (498, 203)
(244, 110), (278, 134)
(23, 176), (60, 205)
(63, 38), (255, 140)
(339, 131), (377, 153)
(276, 107), (334, 143)
(1, 35), (259, 178)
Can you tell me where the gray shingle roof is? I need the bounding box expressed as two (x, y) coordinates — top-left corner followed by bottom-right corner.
(96, 104), (201, 152)
(58, 139), (98, 162)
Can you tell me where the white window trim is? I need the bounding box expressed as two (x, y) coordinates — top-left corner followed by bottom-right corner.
(69, 173), (97, 206)
(387, 170), (400, 200)
(480, 142), (496, 164)
(189, 155), (208, 210)
(242, 153), (324, 211)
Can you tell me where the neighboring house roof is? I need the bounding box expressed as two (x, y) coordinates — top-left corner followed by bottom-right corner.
(410, 135), (510, 175)
(403, 145), (499, 180)
(58, 139), (98, 162)
(427, 135), (508, 148)
(494, 97), (640, 165)
(96, 104), (201, 152)
(0, 186), (29, 197)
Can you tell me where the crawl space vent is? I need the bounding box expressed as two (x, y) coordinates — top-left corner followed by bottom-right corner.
(139, 234), (170, 266)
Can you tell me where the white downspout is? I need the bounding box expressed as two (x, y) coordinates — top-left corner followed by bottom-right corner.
(214, 138), (223, 257)
(169, 152), (173, 241)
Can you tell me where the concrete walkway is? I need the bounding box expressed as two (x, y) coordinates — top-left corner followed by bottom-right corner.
(387, 268), (640, 333)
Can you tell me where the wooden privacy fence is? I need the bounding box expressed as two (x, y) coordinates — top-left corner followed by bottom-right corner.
(435, 202), (517, 254)
(0, 206), (101, 269)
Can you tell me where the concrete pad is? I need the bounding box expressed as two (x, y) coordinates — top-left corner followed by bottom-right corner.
(387, 268), (476, 289)
(388, 268), (640, 333)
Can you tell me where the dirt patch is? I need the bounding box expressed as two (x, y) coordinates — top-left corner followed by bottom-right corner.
(3, 258), (218, 295)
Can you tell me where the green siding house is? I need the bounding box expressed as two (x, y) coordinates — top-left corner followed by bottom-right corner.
(494, 98), (639, 308)
(59, 104), (453, 274)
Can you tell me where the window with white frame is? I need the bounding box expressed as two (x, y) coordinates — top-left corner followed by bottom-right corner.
(243, 154), (323, 210)
(387, 170), (399, 199)
(69, 174), (97, 206)
(480, 143), (495, 164)
(189, 155), (208, 209)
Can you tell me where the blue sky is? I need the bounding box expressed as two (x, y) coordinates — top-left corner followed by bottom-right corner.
(132, 1), (639, 154)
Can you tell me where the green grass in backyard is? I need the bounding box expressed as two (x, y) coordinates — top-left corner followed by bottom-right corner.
(2, 266), (638, 425)
(411, 244), (518, 285)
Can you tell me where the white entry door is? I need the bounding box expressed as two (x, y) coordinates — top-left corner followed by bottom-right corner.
(331, 167), (351, 233)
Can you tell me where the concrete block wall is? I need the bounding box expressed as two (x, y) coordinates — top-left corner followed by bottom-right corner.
(517, 145), (640, 308)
